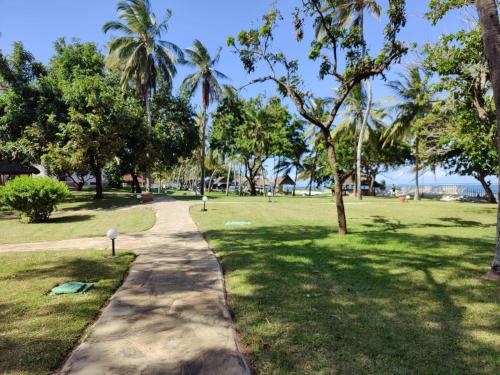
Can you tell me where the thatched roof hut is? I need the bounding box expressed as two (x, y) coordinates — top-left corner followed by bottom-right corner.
(276, 174), (295, 187)
(0, 160), (40, 184)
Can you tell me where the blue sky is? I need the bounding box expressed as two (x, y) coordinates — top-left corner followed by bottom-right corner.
(0, 0), (486, 185)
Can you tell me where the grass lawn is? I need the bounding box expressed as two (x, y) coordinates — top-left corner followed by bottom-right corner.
(0, 191), (156, 244)
(190, 194), (500, 374)
(0, 249), (134, 375)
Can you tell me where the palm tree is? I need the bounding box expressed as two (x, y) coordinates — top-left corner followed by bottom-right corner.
(319, 0), (381, 199)
(275, 149), (307, 196)
(103, 0), (182, 191)
(334, 83), (389, 196)
(383, 67), (434, 201)
(181, 40), (228, 195)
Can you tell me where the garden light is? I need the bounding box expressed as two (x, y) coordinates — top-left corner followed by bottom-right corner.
(202, 196), (208, 211)
(106, 228), (118, 256)
(268, 191), (272, 203)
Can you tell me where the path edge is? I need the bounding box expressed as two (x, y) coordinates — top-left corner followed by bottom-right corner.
(187, 201), (253, 375)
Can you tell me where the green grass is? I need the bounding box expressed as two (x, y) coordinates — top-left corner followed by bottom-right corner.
(0, 249), (135, 375)
(190, 195), (500, 374)
(0, 191), (156, 244)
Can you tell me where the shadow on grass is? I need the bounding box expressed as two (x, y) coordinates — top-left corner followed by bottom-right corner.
(49, 214), (94, 224)
(0, 252), (133, 375)
(60, 191), (141, 211)
(201, 224), (499, 374)
(361, 215), (495, 233)
(166, 191), (225, 202)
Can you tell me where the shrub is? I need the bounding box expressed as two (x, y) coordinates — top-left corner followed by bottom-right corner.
(0, 177), (69, 223)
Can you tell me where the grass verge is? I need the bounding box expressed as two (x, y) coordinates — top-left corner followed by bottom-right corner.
(191, 195), (500, 374)
(0, 191), (157, 244)
(0, 249), (134, 375)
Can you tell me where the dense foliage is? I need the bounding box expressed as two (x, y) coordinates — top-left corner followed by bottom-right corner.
(0, 176), (69, 222)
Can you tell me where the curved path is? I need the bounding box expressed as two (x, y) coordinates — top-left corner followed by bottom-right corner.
(5, 198), (250, 375)
(0, 199), (178, 253)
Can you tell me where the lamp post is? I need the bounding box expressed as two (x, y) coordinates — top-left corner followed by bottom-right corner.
(202, 196), (208, 211)
(106, 228), (118, 256)
(267, 191), (272, 203)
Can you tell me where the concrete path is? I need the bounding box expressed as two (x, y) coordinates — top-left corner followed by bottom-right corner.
(37, 198), (250, 375)
(0, 199), (175, 253)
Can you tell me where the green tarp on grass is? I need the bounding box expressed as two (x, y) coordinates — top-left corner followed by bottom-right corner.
(50, 282), (93, 295)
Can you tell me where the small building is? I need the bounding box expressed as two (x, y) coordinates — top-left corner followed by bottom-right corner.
(342, 174), (381, 196)
(275, 174), (296, 193)
(0, 160), (40, 185)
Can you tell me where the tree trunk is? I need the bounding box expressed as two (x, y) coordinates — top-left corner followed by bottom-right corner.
(475, 172), (497, 204)
(145, 93), (152, 193)
(476, 0), (500, 276)
(239, 164), (243, 196)
(368, 170), (378, 196)
(293, 167), (298, 196)
(261, 164), (266, 195)
(356, 79), (373, 201)
(158, 168), (161, 194)
(208, 169), (217, 192)
(273, 156), (280, 196)
(94, 162), (104, 200)
(132, 173), (141, 194)
(308, 172), (313, 196)
(226, 164), (231, 196)
(323, 130), (347, 235)
(308, 152), (317, 196)
(414, 137), (421, 201)
(199, 109), (207, 196)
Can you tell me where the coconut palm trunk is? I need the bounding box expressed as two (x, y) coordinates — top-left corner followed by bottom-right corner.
(200, 108), (207, 195)
(356, 78), (372, 200)
(273, 156), (281, 196)
(145, 92), (152, 192)
(226, 163), (232, 196)
(293, 167), (298, 196)
(414, 136), (421, 201)
(476, 0), (500, 277)
(355, 4), (375, 200)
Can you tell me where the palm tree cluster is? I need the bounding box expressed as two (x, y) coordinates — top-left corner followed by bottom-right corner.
(103, 0), (227, 193)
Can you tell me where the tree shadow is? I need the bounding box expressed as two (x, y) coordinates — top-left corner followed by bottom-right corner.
(49, 214), (94, 223)
(201, 224), (499, 374)
(438, 217), (494, 228)
(360, 215), (495, 233)
(168, 193), (225, 202)
(0, 252), (134, 375)
(60, 191), (143, 211)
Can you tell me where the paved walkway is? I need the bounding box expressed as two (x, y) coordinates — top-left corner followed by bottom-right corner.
(0, 199), (179, 253)
(11, 198), (249, 375)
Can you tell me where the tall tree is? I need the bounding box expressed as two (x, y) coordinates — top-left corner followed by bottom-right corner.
(383, 67), (433, 201)
(320, 0), (381, 200)
(180, 40), (228, 195)
(229, 1), (407, 235)
(0, 42), (61, 163)
(103, 0), (182, 191)
(211, 96), (295, 196)
(48, 40), (128, 199)
(427, 0), (500, 277)
(423, 27), (497, 203)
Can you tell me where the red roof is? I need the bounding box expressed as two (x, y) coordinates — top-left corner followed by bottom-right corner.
(122, 174), (144, 183)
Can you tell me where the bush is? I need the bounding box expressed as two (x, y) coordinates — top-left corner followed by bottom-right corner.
(0, 177), (69, 223)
